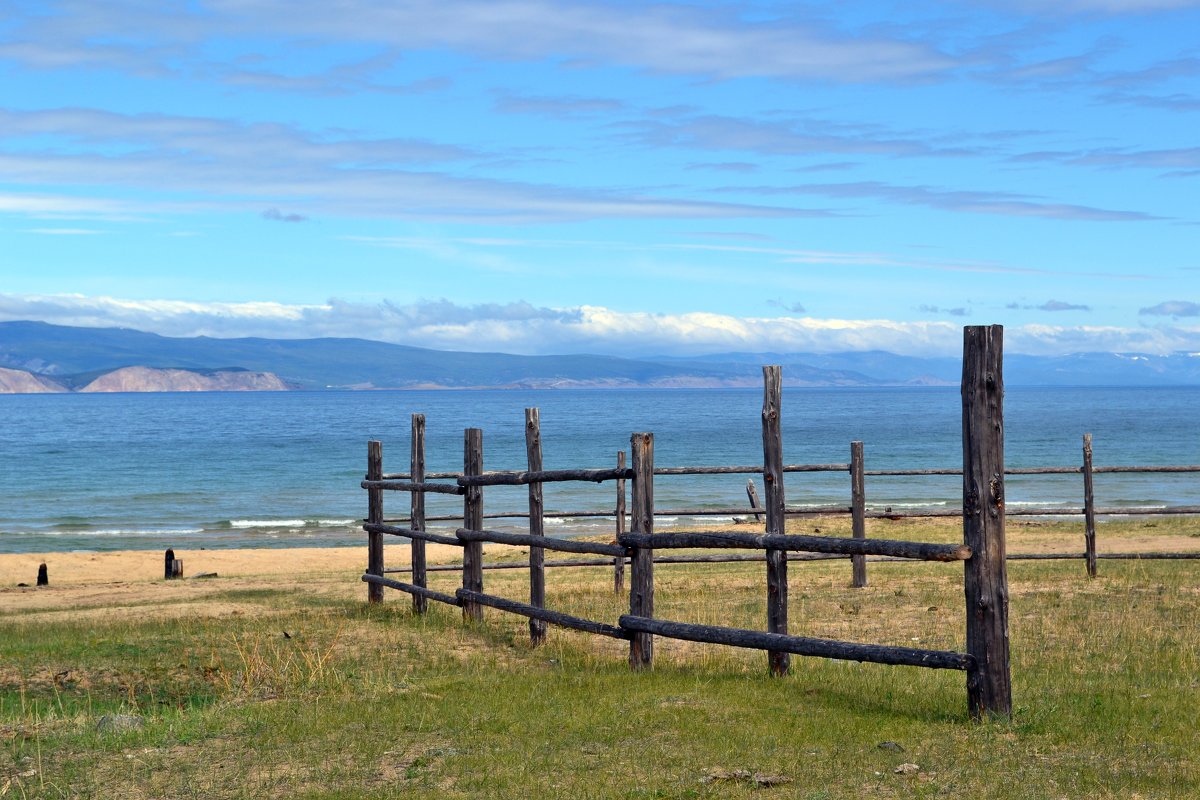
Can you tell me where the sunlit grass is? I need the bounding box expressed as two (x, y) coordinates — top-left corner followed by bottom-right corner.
(2, 517), (1198, 798)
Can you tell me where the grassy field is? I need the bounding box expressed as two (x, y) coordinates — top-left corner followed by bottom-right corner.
(2, 516), (1198, 798)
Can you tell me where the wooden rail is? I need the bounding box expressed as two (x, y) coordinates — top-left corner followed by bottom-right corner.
(357, 327), (1025, 720)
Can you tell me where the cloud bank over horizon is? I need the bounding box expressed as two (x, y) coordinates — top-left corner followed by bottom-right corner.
(2, 293), (1197, 359)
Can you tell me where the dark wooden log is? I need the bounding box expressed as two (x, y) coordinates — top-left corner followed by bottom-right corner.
(411, 414), (428, 614)
(365, 523), (464, 547)
(962, 324), (1012, 721)
(164, 549), (176, 581)
(455, 528), (626, 557)
(1094, 465), (1200, 473)
(745, 479), (764, 522)
(462, 428), (484, 622)
(1082, 433), (1098, 579)
(362, 480), (465, 495)
(762, 365), (789, 676)
(618, 616), (972, 671)
(362, 574), (461, 607)
(652, 464), (849, 475)
(618, 531), (971, 561)
(457, 467), (631, 487)
(457, 589), (630, 639)
(367, 440), (384, 605)
(526, 408), (547, 644)
(628, 432), (655, 669)
(850, 441), (867, 588)
(614, 450), (626, 594)
(36, 563), (48, 586)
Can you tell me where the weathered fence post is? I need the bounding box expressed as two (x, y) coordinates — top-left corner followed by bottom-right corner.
(628, 432), (654, 669)
(36, 563), (48, 587)
(367, 440), (384, 604)
(462, 428), (484, 622)
(614, 450), (626, 594)
(526, 408), (547, 644)
(962, 325), (1012, 720)
(850, 440), (867, 588)
(762, 365), (790, 676)
(746, 479), (764, 522)
(164, 548), (181, 581)
(411, 414), (428, 613)
(1082, 432), (1098, 579)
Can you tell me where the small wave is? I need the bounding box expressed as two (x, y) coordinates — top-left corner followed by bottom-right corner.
(18, 527), (205, 537)
(228, 518), (355, 529)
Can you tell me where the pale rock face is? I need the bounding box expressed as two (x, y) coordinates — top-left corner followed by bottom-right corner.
(79, 367), (291, 392)
(0, 367), (68, 393)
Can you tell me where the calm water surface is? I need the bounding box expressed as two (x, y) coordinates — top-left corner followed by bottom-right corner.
(1, 386), (1196, 553)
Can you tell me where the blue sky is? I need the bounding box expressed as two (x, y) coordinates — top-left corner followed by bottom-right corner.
(1, 0), (1198, 357)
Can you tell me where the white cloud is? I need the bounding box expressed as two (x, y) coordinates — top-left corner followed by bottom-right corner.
(3, 293), (1198, 357)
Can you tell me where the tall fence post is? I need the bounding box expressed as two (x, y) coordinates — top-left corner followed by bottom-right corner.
(762, 366), (790, 676)
(962, 325), (1012, 720)
(410, 414), (428, 614)
(628, 432), (654, 669)
(614, 450), (626, 594)
(462, 428), (484, 622)
(367, 440), (384, 604)
(1082, 433), (1098, 579)
(526, 408), (548, 644)
(850, 440), (867, 588)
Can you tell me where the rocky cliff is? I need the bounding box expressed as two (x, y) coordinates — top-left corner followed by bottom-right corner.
(78, 367), (292, 393)
(0, 367), (68, 393)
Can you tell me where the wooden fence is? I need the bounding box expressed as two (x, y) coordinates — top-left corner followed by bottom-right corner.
(359, 325), (1029, 719)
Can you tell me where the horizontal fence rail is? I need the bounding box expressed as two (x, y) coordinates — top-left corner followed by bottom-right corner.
(358, 326), (1197, 721)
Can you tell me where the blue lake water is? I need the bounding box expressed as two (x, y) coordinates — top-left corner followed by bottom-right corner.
(1, 386), (1197, 553)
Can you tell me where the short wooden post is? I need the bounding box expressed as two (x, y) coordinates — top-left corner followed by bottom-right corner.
(164, 549), (176, 581)
(746, 479), (764, 522)
(36, 563), (48, 587)
(367, 440), (384, 604)
(1082, 433), (1098, 579)
(526, 408), (547, 644)
(614, 450), (626, 594)
(850, 441), (867, 588)
(462, 428), (484, 622)
(411, 414), (428, 613)
(628, 432), (654, 669)
(962, 325), (1012, 720)
(762, 366), (790, 676)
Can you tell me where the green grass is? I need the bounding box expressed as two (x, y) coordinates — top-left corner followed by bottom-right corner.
(2, 535), (1198, 798)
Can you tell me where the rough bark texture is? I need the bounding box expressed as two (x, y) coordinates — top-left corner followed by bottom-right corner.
(962, 325), (1012, 720)
(762, 365), (789, 676)
(367, 440), (384, 604)
(628, 432), (655, 669)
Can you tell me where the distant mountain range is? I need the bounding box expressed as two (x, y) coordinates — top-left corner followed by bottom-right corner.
(0, 320), (1198, 392)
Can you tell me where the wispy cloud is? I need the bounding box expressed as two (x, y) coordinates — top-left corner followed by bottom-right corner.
(733, 181), (1162, 223)
(24, 227), (102, 235)
(262, 208), (309, 223)
(0, 107), (803, 223)
(0, 1), (956, 86)
(1140, 300), (1200, 316)
(3, 292), (1198, 357)
(494, 92), (626, 119)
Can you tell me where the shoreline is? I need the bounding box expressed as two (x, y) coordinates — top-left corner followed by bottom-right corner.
(0, 543), (466, 589)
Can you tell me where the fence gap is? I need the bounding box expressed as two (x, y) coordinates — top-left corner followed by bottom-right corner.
(962, 324), (1012, 720)
(367, 440), (384, 604)
(628, 432), (654, 669)
(851, 440), (867, 588)
(462, 428), (484, 622)
(614, 449), (626, 594)
(410, 414), (428, 613)
(526, 408), (547, 644)
(762, 365), (789, 676)
(1082, 432), (1098, 578)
